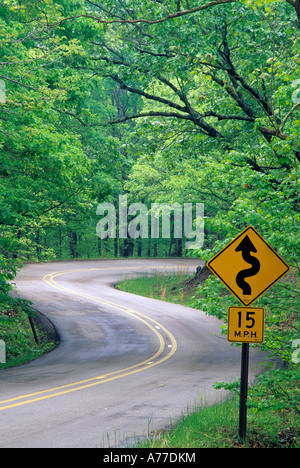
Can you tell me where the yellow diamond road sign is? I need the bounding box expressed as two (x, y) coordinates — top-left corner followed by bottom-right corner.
(207, 226), (290, 306)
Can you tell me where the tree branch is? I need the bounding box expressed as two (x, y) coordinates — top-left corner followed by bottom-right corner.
(218, 24), (274, 118)
(203, 111), (254, 122)
(54, 0), (236, 27)
(285, 0), (300, 26)
(107, 110), (195, 125)
(286, 0), (296, 6)
(0, 74), (39, 92)
(51, 107), (89, 127)
(112, 77), (225, 138)
(94, 53), (182, 98)
(280, 103), (300, 132)
(108, 74), (189, 113)
(207, 71), (256, 119)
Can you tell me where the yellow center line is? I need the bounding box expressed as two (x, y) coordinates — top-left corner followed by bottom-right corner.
(0, 266), (178, 411)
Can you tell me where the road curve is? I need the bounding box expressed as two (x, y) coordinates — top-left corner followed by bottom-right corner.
(0, 259), (264, 448)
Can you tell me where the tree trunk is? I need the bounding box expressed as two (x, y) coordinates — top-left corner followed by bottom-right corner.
(296, 0), (300, 26)
(68, 231), (78, 258)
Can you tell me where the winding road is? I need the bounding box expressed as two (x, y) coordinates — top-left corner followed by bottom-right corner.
(0, 259), (264, 448)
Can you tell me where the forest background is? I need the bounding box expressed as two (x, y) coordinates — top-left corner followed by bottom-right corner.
(0, 0), (299, 422)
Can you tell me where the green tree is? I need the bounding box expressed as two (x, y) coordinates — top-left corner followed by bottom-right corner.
(0, 1), (94, 306)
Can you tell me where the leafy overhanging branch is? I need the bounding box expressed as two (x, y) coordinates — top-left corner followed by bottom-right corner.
(53, 0), (236, 27)
(50, 0), (300, 170)
(107, 74), (226, 139)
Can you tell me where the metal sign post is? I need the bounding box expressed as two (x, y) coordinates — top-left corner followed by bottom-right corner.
(239, 343), (249, 442)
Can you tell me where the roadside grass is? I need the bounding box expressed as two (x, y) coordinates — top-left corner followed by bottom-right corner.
(116, 271), (195, 306)
(117, 273), (300, 449)
(139, 397), (299, 448)
(0, 306), (56, 369)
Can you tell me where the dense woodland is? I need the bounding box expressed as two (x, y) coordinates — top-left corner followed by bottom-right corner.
(0, 1), (299, 415)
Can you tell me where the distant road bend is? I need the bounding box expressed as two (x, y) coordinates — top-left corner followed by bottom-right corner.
(0, 259), (263, 448)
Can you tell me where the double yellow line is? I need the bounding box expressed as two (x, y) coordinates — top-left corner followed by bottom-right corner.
(0, 267), (177, 411)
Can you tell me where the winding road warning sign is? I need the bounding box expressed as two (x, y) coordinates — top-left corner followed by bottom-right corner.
(207, 226), (290, 306)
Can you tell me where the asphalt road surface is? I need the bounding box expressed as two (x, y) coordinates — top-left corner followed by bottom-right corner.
(0, 259), (265, 448)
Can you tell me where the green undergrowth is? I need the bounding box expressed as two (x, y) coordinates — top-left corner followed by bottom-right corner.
(0, 305), (56, 369)
(139, 397), (299, 448)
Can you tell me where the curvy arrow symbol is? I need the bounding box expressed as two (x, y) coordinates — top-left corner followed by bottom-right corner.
(235, 235), (261, 295)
